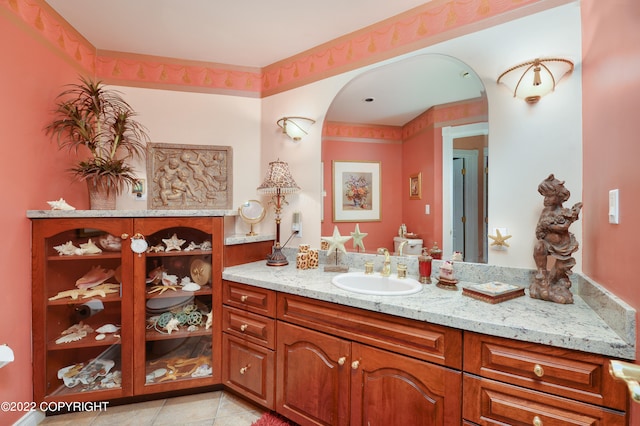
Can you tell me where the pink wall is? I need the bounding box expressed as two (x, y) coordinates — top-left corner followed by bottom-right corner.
(0, 10), (89, 424)
(402, 125), (440, 248)
(322, 139), (403, 251)
(581, 0), (640, 421)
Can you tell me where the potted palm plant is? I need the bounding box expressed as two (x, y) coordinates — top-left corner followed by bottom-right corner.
(45, 76), (149, 209)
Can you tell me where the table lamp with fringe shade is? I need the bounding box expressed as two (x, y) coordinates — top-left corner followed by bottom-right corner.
(257, 159), (300, 266)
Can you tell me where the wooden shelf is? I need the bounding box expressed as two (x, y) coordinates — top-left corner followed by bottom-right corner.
(145, 327), (212, 342)
(47, 334), (121, 351)
(145, 249), (212, 258)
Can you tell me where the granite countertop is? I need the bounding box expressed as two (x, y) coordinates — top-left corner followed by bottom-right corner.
(223, 261), (636, 360)
(26, 209), (237, 218)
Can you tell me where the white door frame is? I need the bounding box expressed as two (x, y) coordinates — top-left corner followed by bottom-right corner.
(442, 122), (489, 260)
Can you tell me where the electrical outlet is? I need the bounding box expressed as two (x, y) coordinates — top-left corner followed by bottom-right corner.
(292, 211), (302, 237)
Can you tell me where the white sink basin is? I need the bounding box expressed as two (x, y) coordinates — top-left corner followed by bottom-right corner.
(331, 272), (422, 296)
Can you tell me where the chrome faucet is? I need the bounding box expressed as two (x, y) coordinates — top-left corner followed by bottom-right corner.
(377, 247), (391, 276)
(397, 240), (408, 257)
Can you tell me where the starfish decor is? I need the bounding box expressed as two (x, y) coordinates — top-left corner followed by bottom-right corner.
(350, 224), (368, 251)
(488, 228), (512, 247)
(321, 226), (352, 255)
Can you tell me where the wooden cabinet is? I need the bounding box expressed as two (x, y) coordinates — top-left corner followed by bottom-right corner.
(222, 281), (276, 408)
(463, 332), (628, 425)
(276, 293), (462, 425)
(31, 216), (223, 403)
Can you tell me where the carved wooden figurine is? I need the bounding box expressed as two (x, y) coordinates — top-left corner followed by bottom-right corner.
(531, 174), (582, 304)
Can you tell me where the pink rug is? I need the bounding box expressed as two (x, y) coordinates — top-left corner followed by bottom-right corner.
(251, 412), (296, 426)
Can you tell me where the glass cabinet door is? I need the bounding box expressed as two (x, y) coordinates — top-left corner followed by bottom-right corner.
(32, 218), (134, 402)
(133, 217), (222, 394)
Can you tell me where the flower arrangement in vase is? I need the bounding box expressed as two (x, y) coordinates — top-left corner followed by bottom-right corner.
(344, 175), (370, 208)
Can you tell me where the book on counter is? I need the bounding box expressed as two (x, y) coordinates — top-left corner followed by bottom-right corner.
(462, 281), (525, 304)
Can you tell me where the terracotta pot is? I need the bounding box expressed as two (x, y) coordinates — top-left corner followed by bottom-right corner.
(87, 183), (116, 210)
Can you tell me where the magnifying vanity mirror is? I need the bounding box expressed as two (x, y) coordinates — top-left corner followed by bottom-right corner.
(322, 54), (489, 262)
(238, 200), (266, 236)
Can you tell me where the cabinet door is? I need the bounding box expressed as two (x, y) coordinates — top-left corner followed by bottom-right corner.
(132, 217), (223, 394)
(222, 333), (275, 409)
(276, 321), (351, 426)
(32, 218), (134, 403)
(351, 343), (462, 426)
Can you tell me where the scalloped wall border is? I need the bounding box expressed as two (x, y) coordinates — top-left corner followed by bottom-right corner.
(3, 0), (550, 97)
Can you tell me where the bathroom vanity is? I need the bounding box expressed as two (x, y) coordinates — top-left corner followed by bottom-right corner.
(222, 259), (635, 425)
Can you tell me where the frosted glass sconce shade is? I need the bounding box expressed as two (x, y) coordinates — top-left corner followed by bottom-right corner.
(277, 116), (315, 141)
(497, 58), (574, 104)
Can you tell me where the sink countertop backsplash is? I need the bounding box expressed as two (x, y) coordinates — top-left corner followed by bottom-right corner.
(223, 247), (636, 360)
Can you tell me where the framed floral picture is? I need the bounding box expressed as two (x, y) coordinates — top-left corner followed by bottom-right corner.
(332, 161), (381, 222)
(409, 172), (421, 200)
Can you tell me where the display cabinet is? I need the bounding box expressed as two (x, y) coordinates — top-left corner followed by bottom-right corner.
(31, 216), (223, 403)
(132, 217), (223, 395)
(32, 218), (134, 403)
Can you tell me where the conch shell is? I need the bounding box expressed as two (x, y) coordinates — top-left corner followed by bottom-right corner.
(76, 265), (115, 289)
(47, 198), (75, 210)
(54, 241), (83, 256)
(79, 239), (102, 255)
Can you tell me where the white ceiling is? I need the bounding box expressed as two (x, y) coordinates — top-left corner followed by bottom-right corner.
(45, 0), (433, 68)
(43, 0), (485, 126)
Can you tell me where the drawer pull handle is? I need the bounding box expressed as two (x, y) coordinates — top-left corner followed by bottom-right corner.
(240, 324), (248, 332)
(240, 295), (248, 302)
(533, 364), (544, 377)
(532, 415), (543, 426)
(240, 365), (250, 375)
(338, 357), (346, 366)
(351, 360), (360, 370)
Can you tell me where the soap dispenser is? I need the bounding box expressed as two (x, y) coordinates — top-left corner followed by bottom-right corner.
(418, 248), (432, 284)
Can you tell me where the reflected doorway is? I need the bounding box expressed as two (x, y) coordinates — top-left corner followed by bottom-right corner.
(442, 123), (489, 263)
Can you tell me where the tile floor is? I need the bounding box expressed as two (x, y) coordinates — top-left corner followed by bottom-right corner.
(38, 391), (265, 426)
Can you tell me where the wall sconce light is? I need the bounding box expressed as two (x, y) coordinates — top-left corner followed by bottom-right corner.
(277, 116), (315, 141)
(497, 58), (574, 104)
(257, 159), (301, 266)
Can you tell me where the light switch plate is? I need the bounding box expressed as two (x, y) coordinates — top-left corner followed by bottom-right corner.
(608, 189), (619, 224)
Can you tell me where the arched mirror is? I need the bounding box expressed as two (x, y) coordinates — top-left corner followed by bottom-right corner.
(322, 54), (488, 262)
(238, 200), (266, 236)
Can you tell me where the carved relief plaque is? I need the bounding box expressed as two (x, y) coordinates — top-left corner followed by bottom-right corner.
(146, 143), (232, 210)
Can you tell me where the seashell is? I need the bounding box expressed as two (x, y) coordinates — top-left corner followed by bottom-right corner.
(76, 265), (115, 289)
(187, 325), (199, 332)
(161, 272), (179, 286)
(54, 241), (82, 256)
(79, 239), (102, 255)
(146, 265), (166, 284)
(164, 317), (180, 334)
(184, 241), (199, 252)
(98, 234), (122, 252)
(95, 333), (106, 341)
(181, 282), (201, 292)
(55, 321), (93, 344)
(96, 324), (120, 334)
(205, 310), (213, 330)
(163, 233), (186, 251)
(147, 244), (165, 253)
(200, 241), (212, 251)
(47, 198), (76, 211)
(190, 258), (211, 285)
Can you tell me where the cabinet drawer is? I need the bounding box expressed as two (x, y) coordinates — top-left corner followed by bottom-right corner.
(278, 293), (462, 368)
(463, 374), (626, 425)
(222, 334), (274, 409)
(222, 305), (275, 349)
(223, 280), (276, 317)
(464, 332), (627, 410)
